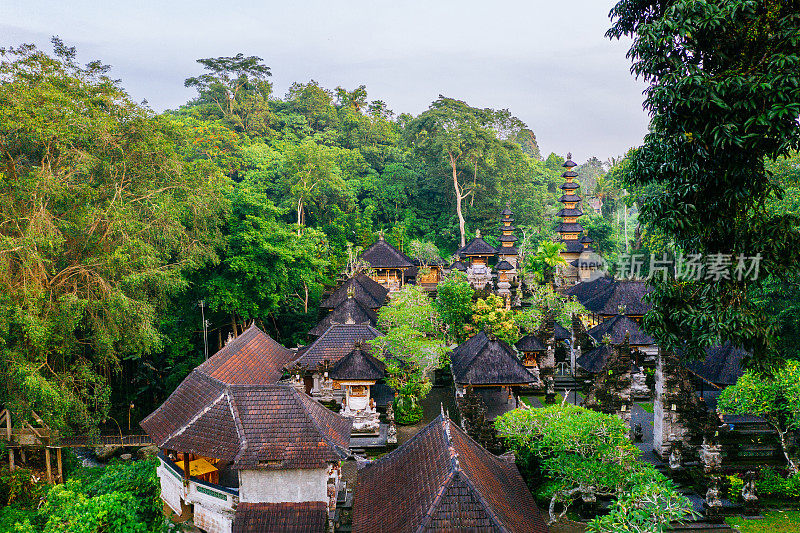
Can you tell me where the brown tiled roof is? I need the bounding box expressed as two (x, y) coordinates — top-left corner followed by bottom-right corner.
(292, 323), (384, 371)
(459, 237), (497, 256)
(587, 315), (654, 346)
(329, 346), (385, 381)
(451, 332), (534, 386)
(308, 298), (378, 337)
(566, 277), (652, 316)
(320, 274), (389, 310)
(195, 324), (294, 384)
(352, 414), (547, 533)
(233, 502), (327, 533)
(516, 334), (546, 353)
(141, 382), (351, 470)
(360, 237), (414, 269)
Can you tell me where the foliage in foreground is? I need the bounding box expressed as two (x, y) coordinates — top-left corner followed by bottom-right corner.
(0, 459), (167, 533)
(608, 0), (800, 369)
(717, 361), (800, 474)
(495, 404), (694, 531)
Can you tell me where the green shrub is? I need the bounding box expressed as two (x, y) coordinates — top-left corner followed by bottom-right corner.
(727, 474), (743, 502)
(756, 468), (800, 501)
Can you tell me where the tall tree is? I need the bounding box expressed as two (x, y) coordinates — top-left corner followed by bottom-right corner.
(0, 40), (226, 432)
(184, 53), (273, 136)
(406, 96), (527, 247)
(608, 0), (800, 369)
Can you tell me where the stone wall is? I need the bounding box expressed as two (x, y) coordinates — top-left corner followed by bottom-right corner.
(239, 467), (329, 504)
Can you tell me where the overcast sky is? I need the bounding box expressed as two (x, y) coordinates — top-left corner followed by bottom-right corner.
(2, 0), (650, 162)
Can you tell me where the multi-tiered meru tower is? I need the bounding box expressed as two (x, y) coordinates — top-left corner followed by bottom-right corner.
(557, 153), (599, 284)
(498, 207), (518, 270)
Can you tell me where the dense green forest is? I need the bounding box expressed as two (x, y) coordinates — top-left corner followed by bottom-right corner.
(0, 39), (632, 434)
(1, 31), (799, 436)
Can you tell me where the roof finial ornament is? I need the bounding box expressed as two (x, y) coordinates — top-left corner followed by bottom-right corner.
(567, 151), (573, 160)
(378, 230), (385, 241)
(475, 229), (481, 238)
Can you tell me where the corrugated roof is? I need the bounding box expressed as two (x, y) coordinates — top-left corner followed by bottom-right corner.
(451, 332), (534, 385)
(352, 414), (548, 533)
(141, 382), (352, 470)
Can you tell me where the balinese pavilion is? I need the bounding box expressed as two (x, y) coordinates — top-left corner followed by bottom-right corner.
(352, 412), (548, 533)
(307, 293), (378, 339)
(358, 234), (414, 292)
(565, 276), (652, 327)
(140, 325), (352, 533)
(515, 334), (547, 374)
(451, 331), (535, 420)
(458, 230), (497, 288)
(319, 274), (389, 313)
(289, 323), (385, 434)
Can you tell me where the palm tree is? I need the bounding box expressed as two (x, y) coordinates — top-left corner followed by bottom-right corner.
(524, 241), (567, 286)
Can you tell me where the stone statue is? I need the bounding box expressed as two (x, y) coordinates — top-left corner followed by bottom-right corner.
(633, 423), (643, 442)
(669, 445), (683, 471)
(700, 438), (722, 473)
(631, 367), (650, 399)
(387, 421), (397, 445)
(705, 476), (723, 510)
(544, 376), (556, 404)
(742, 471), (759, 515)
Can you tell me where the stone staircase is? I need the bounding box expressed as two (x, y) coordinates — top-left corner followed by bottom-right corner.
(553, 374), (580, 391)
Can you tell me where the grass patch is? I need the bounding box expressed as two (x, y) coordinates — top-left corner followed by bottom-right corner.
(637, 402), (654, 414)
(726, 510), (800, 532)
(520, 394), (563, 407)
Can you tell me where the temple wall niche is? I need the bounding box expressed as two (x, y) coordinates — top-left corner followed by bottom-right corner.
(239, 468), (329, 503)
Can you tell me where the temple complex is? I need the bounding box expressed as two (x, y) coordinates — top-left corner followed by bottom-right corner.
(451, 332), (535, 419)
(289, 323), (385, 434)
(141, 376), (352, 533)
(457, 230), (497, 289)
(358, 235), (414, 292)
(352, 413), (548, 533)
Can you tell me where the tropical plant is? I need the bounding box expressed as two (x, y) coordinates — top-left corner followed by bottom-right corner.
(717, 361), (800, 474)
(496, 404), (693, 528)
(434, 272), (475, 343)
(523, 241), (567, 285)
(472, 294), (519, 345)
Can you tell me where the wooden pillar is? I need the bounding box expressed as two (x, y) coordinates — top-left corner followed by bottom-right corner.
(183, 453), (190, 484)
(45, 447), (53, 483)
(8, 448), (14, 472)
(56, 448), (63, 483)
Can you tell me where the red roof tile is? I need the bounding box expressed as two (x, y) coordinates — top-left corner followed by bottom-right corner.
(196, 324), (294, 385)
(353, 415), (547, 533)
(232, 502), (327, 533)
(141, 382), (351, 470)
(292, 323), (383, 371)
